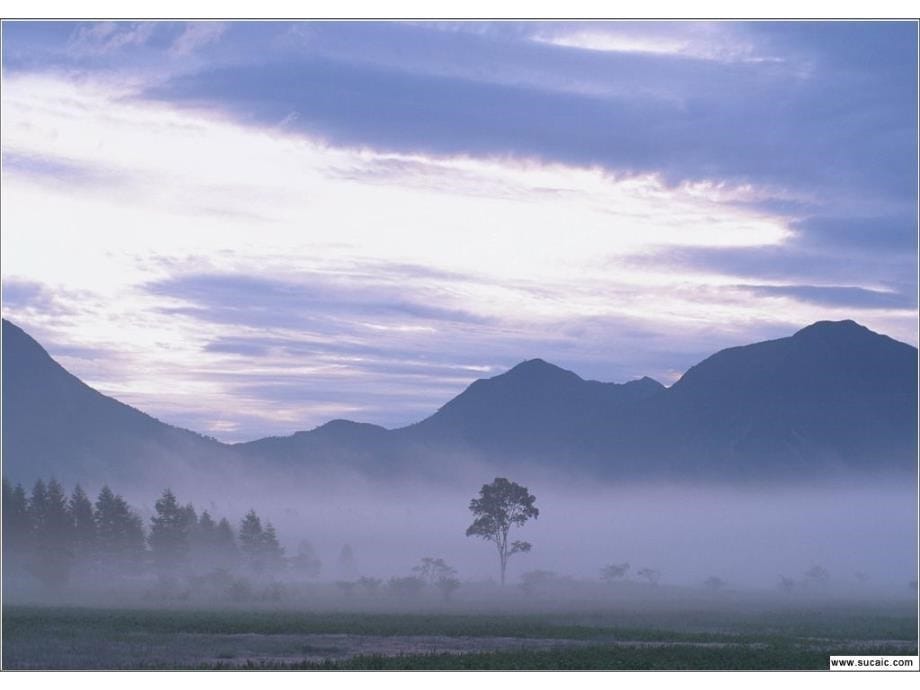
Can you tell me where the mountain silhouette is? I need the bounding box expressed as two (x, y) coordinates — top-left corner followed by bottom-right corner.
(397, 358), (664, 460)
(235, 419), (397, 476)
(1, 319), (224, 485)
(622, 320), (918, 477)
(1, 317), (915, 484)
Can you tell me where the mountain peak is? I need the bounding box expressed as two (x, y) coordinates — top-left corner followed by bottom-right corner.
(793, 319), (873, 339)
(504, 358), (581, 381)
(508, 358), (557, 371)
(3, 319), (916, 483)
(312, 419), (387, 435)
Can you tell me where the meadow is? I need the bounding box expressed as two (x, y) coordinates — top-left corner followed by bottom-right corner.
(4, 590), (917, 670)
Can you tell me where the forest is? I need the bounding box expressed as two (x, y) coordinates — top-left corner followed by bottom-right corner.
(1, 477), (298, 597)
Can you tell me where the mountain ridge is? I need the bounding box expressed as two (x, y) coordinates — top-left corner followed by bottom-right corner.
(2, 318), (916, 484)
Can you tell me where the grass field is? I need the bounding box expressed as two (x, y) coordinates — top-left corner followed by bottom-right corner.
(3, 598), (917, 670)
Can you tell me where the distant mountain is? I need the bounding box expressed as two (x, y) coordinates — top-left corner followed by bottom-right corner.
(396, 358), (665, 461)
(1, 320), (225, 486)
(1, 317), (916, 485)
(235, 419), (398, 477)
(618, 320), (919, 477)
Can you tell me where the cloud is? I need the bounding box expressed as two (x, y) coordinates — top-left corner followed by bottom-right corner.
(642, 240), (917, 294)
(145, 272), (492, 331)
(202, 333), (496, 371)
(170, 22), (227, 57)
(2, 151), (128, 189)
(793, 214), (918, 254)
(1, 23), (915, 440)
(68, 22), (157, 56)
(531, 22), (783, 64)
(1, 279), (80, 317)
(139, 21), (916, 212)
(737, 284), (916, 310)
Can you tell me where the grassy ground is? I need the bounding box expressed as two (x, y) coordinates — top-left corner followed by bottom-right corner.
(3, 601), (917, 670)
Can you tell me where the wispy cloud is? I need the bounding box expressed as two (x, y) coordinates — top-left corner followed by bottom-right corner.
(737, 284), (915, 310)
(170, 22), (227, 57)
(1, 21), (915, 440)
(145, 272), (492, 330)
(531, 22), (785, 65)
(2, 279), (76, 316)
(68, 22), (157, 56)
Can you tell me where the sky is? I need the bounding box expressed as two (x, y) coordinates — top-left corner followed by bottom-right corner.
(1, 20), (917, 442)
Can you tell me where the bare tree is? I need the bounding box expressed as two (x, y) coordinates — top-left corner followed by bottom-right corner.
(703, 576), (726, 591)
(435, 576), (461, 601)
(803, 565), (830, 589)
(600, 562), (630, 583)
(636, 567), (661, 585)
(357, 576), (383, 596)
(413, 557), (461, 600)
(413, 557), (456, 585)
(519, 569), (558, 596)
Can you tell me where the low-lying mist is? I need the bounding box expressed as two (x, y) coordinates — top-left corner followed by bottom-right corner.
(242, 473), (918, 595)
(8, 457), (913, 607)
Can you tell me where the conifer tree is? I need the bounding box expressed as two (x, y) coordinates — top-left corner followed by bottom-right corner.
(291, 540), (322, 579)
(149, 489), (191, 572)
(214, 517), (239, 570)
(198, 510), (216, 533)
(238, 509), (264, 573)
(261, 522), (285, 571)
(95, 486), (146, 572)
(28, 478), (74, 587)
(28, 479), (49, 533)
(2, 478), (32, 571)
(69, 484), (97, 557)
(190, 510), (219, 571)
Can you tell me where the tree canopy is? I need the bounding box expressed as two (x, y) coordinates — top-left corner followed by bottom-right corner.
(466, 477), (538, 586)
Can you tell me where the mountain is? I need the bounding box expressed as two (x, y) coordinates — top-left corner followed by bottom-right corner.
(1, 320), (225, 485)
(393, 320), (917, 477)
(396, 358), (665, 461)
(1, 317), (916, 485)
(235, 419), (398, 477)
(619, 320), (918, 477)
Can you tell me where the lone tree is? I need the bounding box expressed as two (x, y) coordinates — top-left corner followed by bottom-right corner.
(465, 477), (538, 586)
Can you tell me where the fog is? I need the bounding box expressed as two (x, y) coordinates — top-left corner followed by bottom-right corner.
(5, 454), (917, 608)
(235, 473), (918, 594)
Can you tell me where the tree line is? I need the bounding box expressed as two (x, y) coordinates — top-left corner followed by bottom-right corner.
(2, 477), (289, 588)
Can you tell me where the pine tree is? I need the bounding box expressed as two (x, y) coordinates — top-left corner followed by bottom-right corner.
(337, 544), (357, 579)
(95, 486), (146, 573)
(121, 509), (146, 571)
(28, 478), (74, 587)
(94, 485), (120, 561)
(214, 517), (239, 571)
(190, 510), (218, 572)
(291, 540), (322, 579)
(69, 484), (97, 557)
(198, 510), (216, 533)
(45, 479), (73, 546)
(148, 489), (191, 572)
(28, 479), (49, 532)
(2, 478), (32, 573)
(238, 509), (264, 573)
(260, 522), (285, 571)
